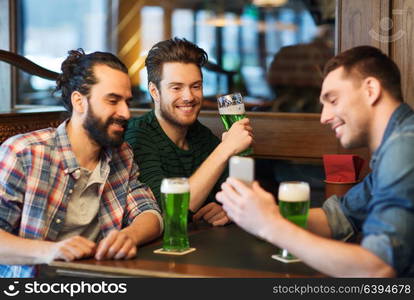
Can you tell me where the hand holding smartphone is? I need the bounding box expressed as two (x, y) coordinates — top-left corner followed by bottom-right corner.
(229, 156), (254, 185)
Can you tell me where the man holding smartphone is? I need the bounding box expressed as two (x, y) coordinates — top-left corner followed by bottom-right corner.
(217, 46), (414, 277)
(125, 38), (253, 226)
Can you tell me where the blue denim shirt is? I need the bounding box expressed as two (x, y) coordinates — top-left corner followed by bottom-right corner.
(323, 103), (414, 277)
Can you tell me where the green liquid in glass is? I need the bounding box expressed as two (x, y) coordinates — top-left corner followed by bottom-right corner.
(161, 191), (190, 252)
(278, 200), (310, 229)
(220, 114), (253, 156)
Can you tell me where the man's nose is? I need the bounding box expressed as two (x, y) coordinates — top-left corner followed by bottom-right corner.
(117, 101), (131, 120)
(320, 105), (332, 125)
(182, 87), (195, 101)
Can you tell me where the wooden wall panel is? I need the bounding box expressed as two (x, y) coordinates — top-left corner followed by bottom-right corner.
(197, 111), (370, 163)
(339, 0), (390, 54)
(197, 111), (338, 160)
(392, 0), (414, 107)
(0, 109), (370, 172)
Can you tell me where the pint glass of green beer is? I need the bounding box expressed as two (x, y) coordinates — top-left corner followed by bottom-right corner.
(217, 93), (253, 156)
(160, 178), (190, 252)
(274, 181), (310, 262)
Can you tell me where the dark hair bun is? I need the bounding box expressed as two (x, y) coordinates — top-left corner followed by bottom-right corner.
(53, 48), (127, 113)
(54, 49), (86, 111)
(56, 48), (85, 87)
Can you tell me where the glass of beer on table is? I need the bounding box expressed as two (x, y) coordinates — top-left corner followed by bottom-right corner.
(160, 177), (190, 252)
(217, 93), (253, 156)
(273, 181), (310, 263)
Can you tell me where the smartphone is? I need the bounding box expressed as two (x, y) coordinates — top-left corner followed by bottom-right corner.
(229, 156), (254, 185)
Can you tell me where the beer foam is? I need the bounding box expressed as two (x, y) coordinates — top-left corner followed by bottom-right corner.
(278, 182), (310, 202)
(218, 104), (245, 115)
(161, 178), (190, 194)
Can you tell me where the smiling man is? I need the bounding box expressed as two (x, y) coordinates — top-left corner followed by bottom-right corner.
(125, 38), (253, 226)
(0, 49), (162, 277)
(216, 46), (414, 277)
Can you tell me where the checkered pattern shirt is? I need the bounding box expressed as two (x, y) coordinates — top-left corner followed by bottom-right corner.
(0, 120), (160, 277)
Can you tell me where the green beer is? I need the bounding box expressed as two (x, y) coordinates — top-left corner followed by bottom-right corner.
(160, 178), (190, 252)
(220, 114), (245, 131)
(279, 200), (310, 228)
(276, 181), (310, 260)
(217, 93), (253, 156)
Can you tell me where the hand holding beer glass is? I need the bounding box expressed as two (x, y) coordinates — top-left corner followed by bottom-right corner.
(217, 93), (253, 156)
(157, 177), (194, 254)
(272, 181), (310, 263)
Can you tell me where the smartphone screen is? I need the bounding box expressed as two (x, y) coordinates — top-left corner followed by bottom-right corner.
(229, 156), (254, 184)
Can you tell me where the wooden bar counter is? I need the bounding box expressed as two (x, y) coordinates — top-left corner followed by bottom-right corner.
(43, 223), (325, 278)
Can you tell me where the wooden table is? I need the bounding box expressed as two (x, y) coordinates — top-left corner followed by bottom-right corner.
(44, 223), (325, 278)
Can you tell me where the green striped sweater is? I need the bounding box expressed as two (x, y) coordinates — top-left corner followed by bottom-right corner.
(125, 110), (227, 208)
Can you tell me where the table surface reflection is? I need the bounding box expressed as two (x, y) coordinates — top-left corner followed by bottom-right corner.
(47, 223), (325, 278)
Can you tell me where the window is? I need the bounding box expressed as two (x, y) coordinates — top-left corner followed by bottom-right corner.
(137, 6), (165, 104)
(16, 0), (111, 107)
(172, 9), (194, 41)
(11, 0), (334, 113)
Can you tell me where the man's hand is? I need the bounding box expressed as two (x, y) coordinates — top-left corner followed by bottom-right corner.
(216, 178), (279, 239)
(221, 118), (253, 156)
(45, 236), (96, 263)
(95, 230), (137, 260)
(193, 202), (230, 226)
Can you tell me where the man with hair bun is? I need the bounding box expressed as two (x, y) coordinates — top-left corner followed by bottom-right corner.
(0, 49), (162, 277)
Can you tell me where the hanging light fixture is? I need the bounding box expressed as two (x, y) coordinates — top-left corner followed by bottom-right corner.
(203, 15), (241, 27)
(252, 0), (288, 7)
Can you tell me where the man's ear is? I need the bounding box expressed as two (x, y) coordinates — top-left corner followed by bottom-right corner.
(71, 91), (86, 113)
(364, 77), (381, 106)
(149, 82), (160, 103)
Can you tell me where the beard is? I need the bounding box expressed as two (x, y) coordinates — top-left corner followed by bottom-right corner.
(341, 136), (367, 150)
(83, 105), (128, 148)
(159, 100), (200, 129)
(340, 127), (369, 150)
(159, 105), (189, 128)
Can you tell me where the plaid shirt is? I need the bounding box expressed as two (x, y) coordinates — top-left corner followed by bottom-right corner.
(0, 120), (160, 277)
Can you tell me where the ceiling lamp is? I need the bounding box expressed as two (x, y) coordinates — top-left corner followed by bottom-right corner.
(203, 15), (241, 27)
(253, 0), (288, 7)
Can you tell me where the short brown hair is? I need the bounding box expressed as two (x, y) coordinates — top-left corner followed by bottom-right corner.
(323, 46), (403, 101)
(145, 38), (208, 88)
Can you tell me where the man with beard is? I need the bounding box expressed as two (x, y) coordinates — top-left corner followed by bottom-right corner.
(125, 38), (253, 226)
(0, 49), (162, 277)
(217, 46), (414, 277)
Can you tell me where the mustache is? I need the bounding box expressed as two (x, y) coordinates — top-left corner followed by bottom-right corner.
(108, 117), (128, 128)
